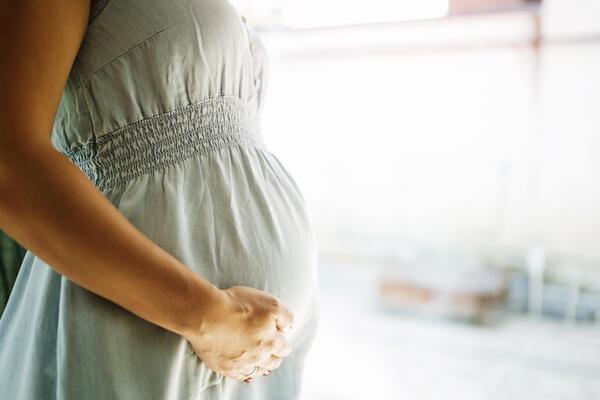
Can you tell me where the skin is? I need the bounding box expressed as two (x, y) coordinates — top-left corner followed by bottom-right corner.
(0, 0), (293, 384)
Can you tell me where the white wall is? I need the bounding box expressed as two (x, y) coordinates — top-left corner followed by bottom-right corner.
(257, 2), (600, 267)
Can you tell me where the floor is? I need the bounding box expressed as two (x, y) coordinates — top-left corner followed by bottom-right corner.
(300, 260), (600, 400)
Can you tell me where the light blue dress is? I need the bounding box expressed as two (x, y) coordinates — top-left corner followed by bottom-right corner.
(0, 0), (321, 398)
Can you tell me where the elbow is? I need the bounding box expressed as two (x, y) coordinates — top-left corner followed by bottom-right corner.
(0, 138), (55, 226)
(0, 148), (29, 227)
(0, 136), (47, 223)
(0, 161), (29, 233)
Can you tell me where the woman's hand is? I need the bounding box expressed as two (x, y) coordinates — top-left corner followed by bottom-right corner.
(184, 285), (294, 382)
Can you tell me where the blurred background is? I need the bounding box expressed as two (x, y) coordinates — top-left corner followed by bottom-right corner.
(2, 0), (600, 398)
(235, 0), (600, 398)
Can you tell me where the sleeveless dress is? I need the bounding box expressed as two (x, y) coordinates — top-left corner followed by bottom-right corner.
(0, 0), (321, 399)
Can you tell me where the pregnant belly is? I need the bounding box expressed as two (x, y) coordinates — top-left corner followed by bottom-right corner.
(108, 145), (318, 325)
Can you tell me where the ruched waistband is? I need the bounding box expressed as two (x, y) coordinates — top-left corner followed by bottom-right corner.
(62, 96), (263, 191)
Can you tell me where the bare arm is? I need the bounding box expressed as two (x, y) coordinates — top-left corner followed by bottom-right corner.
(0, 0), (222, 338)
(0, 0), (293, 382)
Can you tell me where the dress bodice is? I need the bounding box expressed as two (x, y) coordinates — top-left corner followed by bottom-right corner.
(51, 0), (269, 178)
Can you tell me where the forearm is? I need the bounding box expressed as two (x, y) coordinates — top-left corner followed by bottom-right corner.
(0, 139), (222, 338)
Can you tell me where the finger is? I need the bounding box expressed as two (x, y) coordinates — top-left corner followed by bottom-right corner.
(274, 306), (294, 333)
(236, 366), (258, 382)
(257, 354), (283, 371)
(270, 332), (292, 358)
(256, 365), (272, 377)
(231, 371), (252, 382)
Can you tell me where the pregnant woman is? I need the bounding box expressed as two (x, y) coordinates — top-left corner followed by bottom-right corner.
(0, 0), (320, 399)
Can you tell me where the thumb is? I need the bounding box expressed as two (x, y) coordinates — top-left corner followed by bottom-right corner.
(274, 306), (294, 333)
